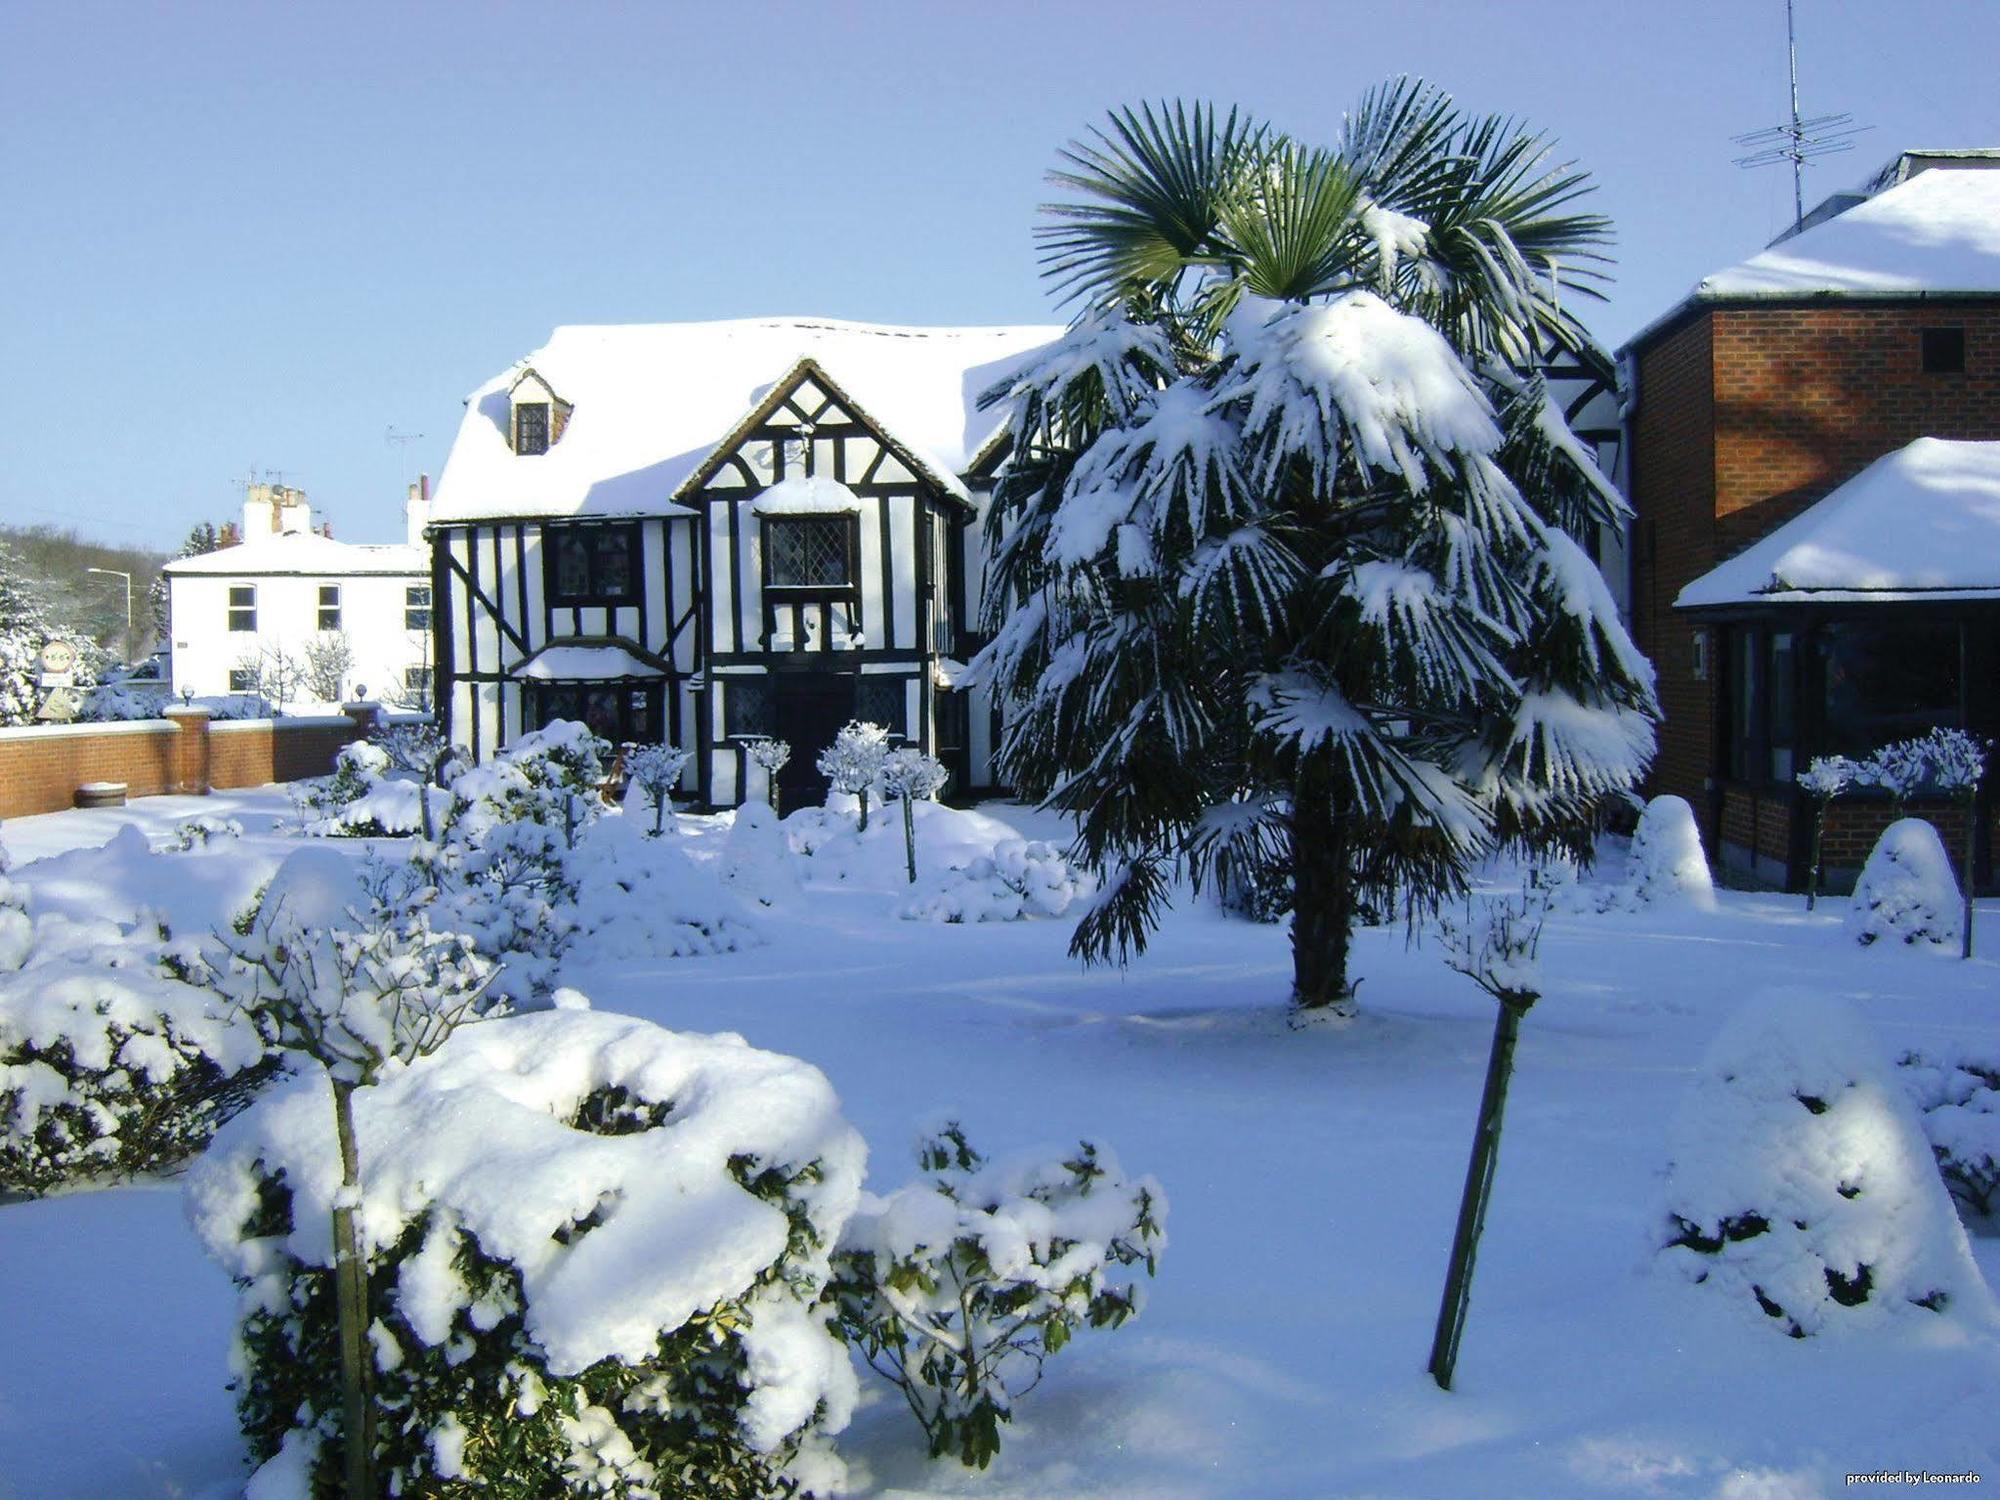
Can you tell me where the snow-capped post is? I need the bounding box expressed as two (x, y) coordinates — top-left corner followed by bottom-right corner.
(816, 719), (890, 832)
(1794, 755), (1858, 911)
(1920, 728), (1988, 958)
(624, 743), (691, 836)
(745, 735), (792, 815)
(1427, 879), (1552, 1392)
(880, 747), (950, 883)
(192, 852), (499, 1500)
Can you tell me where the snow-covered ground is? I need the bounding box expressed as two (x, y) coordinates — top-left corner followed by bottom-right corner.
(1, 787), (1996, 1499)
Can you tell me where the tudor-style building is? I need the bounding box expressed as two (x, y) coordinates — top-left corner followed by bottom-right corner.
(426, 317), (1060, 808)
(1623, 151), (2000, 890)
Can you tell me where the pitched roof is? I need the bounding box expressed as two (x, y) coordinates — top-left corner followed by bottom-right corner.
(163, 529), (426, 577)
(1677, 438), (2000, 607)
(428, 316), (1063, 524)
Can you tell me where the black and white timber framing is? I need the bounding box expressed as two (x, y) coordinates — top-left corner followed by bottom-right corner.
(431, 352), (1013, 809)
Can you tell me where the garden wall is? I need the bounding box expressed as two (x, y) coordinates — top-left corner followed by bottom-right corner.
(0, 707), (381, 819)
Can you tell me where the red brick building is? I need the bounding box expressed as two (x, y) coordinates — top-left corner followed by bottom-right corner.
(1622, 152), (2000, 890)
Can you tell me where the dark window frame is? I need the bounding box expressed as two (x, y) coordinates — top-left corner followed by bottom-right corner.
(525, 678), (662, 746)
(762, 515), (857, 592)
(227, 584), (257, 633)
(228, 667), (257, 692)
(722, 676), (776, 739)
(515, 401), (551, 455)
(543, 522), (642, 607)
(317, 583), (341, 633)
(405, 584), (431, 632)
(1921, 326), (1966, 375)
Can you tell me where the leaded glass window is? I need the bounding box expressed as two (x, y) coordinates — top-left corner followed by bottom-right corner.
(515, 402), (550, 455)
(545, 524), (640, 605)
(766, 517), (850, 588)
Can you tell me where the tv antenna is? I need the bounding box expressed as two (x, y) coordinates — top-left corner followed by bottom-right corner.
(1732, 0), (1869, 232)
(386, 425), (425, 482)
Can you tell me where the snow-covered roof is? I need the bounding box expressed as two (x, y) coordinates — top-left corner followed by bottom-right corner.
(1677, 438), (2000, 607)
(429, 317), (1063, 524)
(749, 476), (862, 515)
(1697, 167), (2000, 297)
(163, 530), (426, 578)
(517, 643), (660, 680)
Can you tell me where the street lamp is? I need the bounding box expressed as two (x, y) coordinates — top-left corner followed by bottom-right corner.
(85, 567), (133, 661)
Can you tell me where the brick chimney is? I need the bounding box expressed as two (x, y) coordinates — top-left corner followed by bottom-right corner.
(406, 473), (431, 547)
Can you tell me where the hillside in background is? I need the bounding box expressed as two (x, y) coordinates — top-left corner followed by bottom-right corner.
(0, 524), (169, 664)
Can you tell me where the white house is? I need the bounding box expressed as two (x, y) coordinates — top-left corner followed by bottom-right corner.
(427, 317), (1062, 807)
(165, 483), (435, 711)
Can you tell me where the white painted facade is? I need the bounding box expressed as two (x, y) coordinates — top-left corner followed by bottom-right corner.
(164, 489), (434, 710)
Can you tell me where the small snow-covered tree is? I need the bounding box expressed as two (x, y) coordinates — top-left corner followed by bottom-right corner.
(745, 736), (792, 814)
(1795, 755), (1860, 911)
(879, 747), (950, 883)
(300, 630), (354, 703)
(192, 849), (499, 1499)
(829, 1124), (1165, 1470)
(817, 720), (890, 832)
(974, 87), (1657, 1018)
(1848, 818), (1961, 951)
(625, 743), (692, 835)
(1661, 989), (1988, 1338)
(1614, 794), (1716, 912)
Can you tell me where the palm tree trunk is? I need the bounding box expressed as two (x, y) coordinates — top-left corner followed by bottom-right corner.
(1290, 777), (1357, 1012)
(328, 1077), (377, 1497)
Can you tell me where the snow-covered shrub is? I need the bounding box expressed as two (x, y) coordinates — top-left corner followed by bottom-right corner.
(900, 839), (1096, 923)
(719, 802), (797, 908)
(622, 743), (691, 836)
(879, 747), (950, 883)
(830, 1123), (1165, 1470)
(161, 815), (243, 853)
(1, 907), (272, 1196)
(186, 1009), (864, 1498)
(1898, 1049), (2000, 1221)
(816, 720), (890, 831)
(451, 720), (610, 844)
(567, 817), (764, 962)
(744, 737), (792, 812)
(75, 682), (164, 721)
(1593, 794), (1714, 912)
(1660, 989), (1991, 1338)
(1846, 818), (1961, 950)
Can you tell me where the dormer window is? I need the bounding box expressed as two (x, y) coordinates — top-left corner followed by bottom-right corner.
(515, 402), (550, 455)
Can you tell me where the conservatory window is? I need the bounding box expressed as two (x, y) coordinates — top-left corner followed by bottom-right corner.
(227, 585), (256, 632)
(1820, 620), (1959, 760)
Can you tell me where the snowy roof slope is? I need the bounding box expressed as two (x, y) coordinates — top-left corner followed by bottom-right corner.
(163, 530), (426, 578)
(429, 317), (1063, 524)
(1697, 167), (2000, 297)
(1678, 438), (2000, 607)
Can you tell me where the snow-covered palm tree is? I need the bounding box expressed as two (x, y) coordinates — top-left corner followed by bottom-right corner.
(973, 84), (1657, 1014)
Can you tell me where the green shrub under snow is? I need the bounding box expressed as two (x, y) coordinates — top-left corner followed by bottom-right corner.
(185, 1008), (865, 1498)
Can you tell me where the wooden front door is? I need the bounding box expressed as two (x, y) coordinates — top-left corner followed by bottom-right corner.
(774, 673), (855, 809)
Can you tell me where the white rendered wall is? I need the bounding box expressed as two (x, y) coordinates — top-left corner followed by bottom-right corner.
(169, 570), (431, 707)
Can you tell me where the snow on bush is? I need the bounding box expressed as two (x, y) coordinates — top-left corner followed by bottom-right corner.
(900, 838), (1097, 923)
(1659, 988), (1993, 1339)
(185, 1008), (864, 1498)
(622, 743), (692, 835)
(450, 720), (609, 843)
(1575, 794), (1714, 914)
(567, 817), (764, 962)
(1846, 818), (1962, 950)
(1, 903), (271, 1196)
(297, 740), (449, 839)
(829, 1123), (1166, 1470)
(160, 815), (244, 853)
(719, 801), (798, 908)
(816, 720), (890, 831)
(1898, 1049), (2000, 1221)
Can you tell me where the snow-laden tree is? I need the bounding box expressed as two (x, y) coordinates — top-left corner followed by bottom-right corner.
(880, 747), (951, 883)
(624, 742), (692, 835)
(817, 719), (891, 831)
(973, 88), (1658, 1013)
(0, 541), (100, 725)
(149, 520), (222, 644)
(745, 736), (793, 813)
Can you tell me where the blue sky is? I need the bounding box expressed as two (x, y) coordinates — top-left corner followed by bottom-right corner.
(4, 0), (1995, 550)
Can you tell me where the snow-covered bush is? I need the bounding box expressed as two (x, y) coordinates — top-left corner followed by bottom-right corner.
(623, 743), (691, 836)
(829, 1123), (1165, 1470)
(451, 721), (610, 844)
(295, 740), (437, 839)
(186, 1008), (864, 1498)
(745, 737), (792, 812)
(879, 747), (950, 883)
(816, 720), (890, 831)
(567, 817), (764, 962)
(900, 839), (1096, 923)
(160, 816), (243, 852)
(1, 907), (272, 1196)
(719, 802), (797, 908)
(75, 682), (164, 721)
(1660, 989), (1990, 1338)
(1593, 795), (1714, 912)
(1846, 818), (1961, 951)
(1898, 1049), (2000, 1221)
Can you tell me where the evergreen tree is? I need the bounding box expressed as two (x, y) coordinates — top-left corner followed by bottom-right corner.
(0, 542), (99, 724)
(973, 86), (1657, 1014)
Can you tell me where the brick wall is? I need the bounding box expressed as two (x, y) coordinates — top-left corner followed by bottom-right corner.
(1716, 787), (1996, 893)
(0, 709), (375, 818)
(1630, 315), (1718, 829)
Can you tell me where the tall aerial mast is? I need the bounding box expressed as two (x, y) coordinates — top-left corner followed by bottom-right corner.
(1731, 0), (1868, 232)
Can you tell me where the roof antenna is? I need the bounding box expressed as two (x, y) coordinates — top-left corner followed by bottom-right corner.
(386, 425), (425, 483)
(1732, 0), (1869, 233)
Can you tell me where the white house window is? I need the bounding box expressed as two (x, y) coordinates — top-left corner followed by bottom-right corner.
(228, 667), (257, 692)
(546, 524), (639, 606)
(766, 517), (851, 588)
(317, 584), (341, 632)
(404, 665), (433, 693)
(228, 585), (257, 632)
(405, 584), (431, 631)
(515, 402), (551, 455)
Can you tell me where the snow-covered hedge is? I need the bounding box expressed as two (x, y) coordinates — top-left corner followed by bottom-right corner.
(1898, 1049), (2000, 1221)
(567, 818), (763, 964)
(829, 1124), (1165, 1470)
(185, 1008), (865, 1498)
(718, 802), (798, 908)
(1847, 818), (1962, 950)
(900, 839), (1096, 923)
(1660, 989), (1990, 1338)
(1, 901), (272, 1196)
